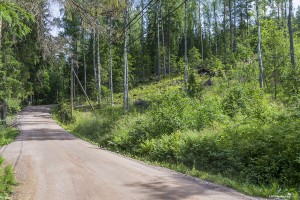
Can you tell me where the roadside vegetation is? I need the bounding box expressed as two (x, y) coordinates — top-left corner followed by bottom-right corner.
(0, 126), (18, 199)
(53, 74), (300, 200)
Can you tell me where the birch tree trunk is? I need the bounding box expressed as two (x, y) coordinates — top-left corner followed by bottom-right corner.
(256, 0), (264, 89)
(246, 0), (249, 35)
(198, 1), (203, 60)
(213, 2), (218, 55)
(157, 1), (161, 81)
(96, 21), (101, 105)
(71, 59), (74, 117)
(184, 0), (188, 93)
(109, 17), (114, 106)
(229, 0), (233, 52)
(161, 2), (166, 77)
(223, 0), (227, 59)
(141, 0), (145, 81)
(233, 0), (237, 52)
(123, 3), (129, 112)
(92, 28), (98, 102)
(288, 0), (297, 94)
(82, 29), (87, 92)
(168, 13), (171, 74)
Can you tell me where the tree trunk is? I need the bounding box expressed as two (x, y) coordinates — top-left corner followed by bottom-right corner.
(198, 1), (203, 60)
(0, 101), (7, 126)
(284, 0), (287, 19)
(168, 12), (171, 74)
(109, 17), (114, 106)
(256, 0), (263, 89)
(213, 2), (218, 55)
(157, 1), (161, 81)
(229, 0), (233, 52)
(246, 0), (249, 35)
(0, 16), (2, 48)
(162, 11), (166, 77)
(83, 29), (87, 92)
(141, 0), (145, 81)
(74, 40), (78, 99)
(288, 0), (297, 94)
(71, 59), (74, 117)
(123, 3), (129, 112)
(184, 0), (188, 93)
(96, 22), (101, 106)
(92, 28), (98, 102)
(233, 0), (237, 52)
(223, 0), (227, 60)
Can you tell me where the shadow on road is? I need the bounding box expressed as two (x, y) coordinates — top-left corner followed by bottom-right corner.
(16, 129), (76, 141)
(125, 180), (207, 200)
(16, 105), (77, 141)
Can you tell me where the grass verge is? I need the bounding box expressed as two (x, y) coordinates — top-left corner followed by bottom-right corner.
(0, 126), (19, 198)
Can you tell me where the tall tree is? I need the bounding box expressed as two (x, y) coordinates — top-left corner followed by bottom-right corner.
(96, 20), (101, 105)
(256, 0), (264, 89)
(184, 0), (188, 92)
(123, 1), (129, 112)
(157, 0), (161, 81)
(109, 17), (114, 106)
(288, 0), (297, 94)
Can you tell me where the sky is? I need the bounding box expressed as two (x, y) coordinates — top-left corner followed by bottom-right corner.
(49, 0), (62, 37)
(48, 0), (300, 37)
(295, 0), (300, 9)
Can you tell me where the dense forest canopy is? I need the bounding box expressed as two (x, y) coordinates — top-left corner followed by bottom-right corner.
(0, 0), (300, 112)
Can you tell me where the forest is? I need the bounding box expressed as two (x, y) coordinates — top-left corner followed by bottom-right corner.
(1, 0), (300, 198)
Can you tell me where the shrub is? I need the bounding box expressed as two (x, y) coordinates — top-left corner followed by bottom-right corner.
(55, 102), (73, 124)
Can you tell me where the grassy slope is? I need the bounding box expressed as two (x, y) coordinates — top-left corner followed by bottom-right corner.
(54, 75), (300, 200)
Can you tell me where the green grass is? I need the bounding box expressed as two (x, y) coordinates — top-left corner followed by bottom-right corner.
(53, 75), (300, 200)
(0, 126), (18, 198)
(0, 127), (19, 146)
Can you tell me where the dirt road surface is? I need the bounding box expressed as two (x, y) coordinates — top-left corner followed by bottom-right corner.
(0, 106), (265, 200)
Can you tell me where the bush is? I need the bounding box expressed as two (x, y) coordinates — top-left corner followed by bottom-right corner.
(55, 102), (73, 124)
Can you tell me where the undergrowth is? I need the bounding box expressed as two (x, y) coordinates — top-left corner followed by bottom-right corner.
(53, 76), (300, 200)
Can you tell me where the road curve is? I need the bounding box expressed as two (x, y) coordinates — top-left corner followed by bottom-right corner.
(1, 105), (263, 200)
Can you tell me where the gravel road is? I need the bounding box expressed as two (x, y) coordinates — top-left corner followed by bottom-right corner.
(0, 105), (265, 200)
